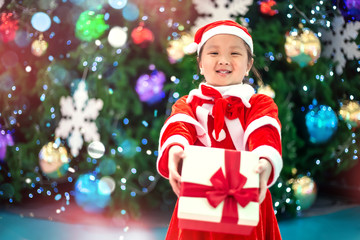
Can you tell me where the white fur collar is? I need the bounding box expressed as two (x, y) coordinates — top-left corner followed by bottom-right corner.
(186, 83), (255, 108)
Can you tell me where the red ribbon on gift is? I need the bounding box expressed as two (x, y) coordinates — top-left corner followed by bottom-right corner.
(180, 150), (259, 223)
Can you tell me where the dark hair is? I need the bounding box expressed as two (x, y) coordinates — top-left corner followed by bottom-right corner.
(197, 38), (262, 84)
(243, 41), (262, 84)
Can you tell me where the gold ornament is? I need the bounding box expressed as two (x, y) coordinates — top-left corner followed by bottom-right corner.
(257, 79), (275, 98)
(339, 101), (360, 127)
(39, 141), (70, 178)
(289, 175), (317, 210)
(31, 34), (48, 57)
(258, 84), (275, 98)
(284, 25), (321, 67)
(167, 33), (193, 63)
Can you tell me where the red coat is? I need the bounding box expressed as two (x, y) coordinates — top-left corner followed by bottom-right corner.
(157, 83), (282, 239)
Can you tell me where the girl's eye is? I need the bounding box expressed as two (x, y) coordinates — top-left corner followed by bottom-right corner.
(231, 52), (241, 55)
(209, 52), (218, 55)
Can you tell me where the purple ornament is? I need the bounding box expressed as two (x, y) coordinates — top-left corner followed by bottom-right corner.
(135, 70), (166, 104)
(0, 130), (13, 161)
(334, 0), (360, 22)
(0, 138), (6, 160)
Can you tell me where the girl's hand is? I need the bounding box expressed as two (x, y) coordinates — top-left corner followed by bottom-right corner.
(254, 158), (272, 203)
(168, 145), (185, 197)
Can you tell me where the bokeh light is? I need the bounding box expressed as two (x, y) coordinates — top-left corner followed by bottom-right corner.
(122, 3), (139, 21)
(99, 158), (117, 175)
(0, 12), (19, 43)
(108, 0), (128, 9)
(37, 0), (58, 10)
(337, 0), (360, 22)
(31, 12), (52, 32)
(0, 130), (14, 161)
(135, 70), (166, 104)
(0, 183), (15, 198)
(118, 139), (137, 158)
(108, 26), (127, 48)
(14, 30), (31, 47)
(1, 51), (18, 68)
(98, 176), (116, 194)
(0, 72), (14, 91)
(138, 171), (154, 188)
(74, 173), (111, 213)
(48, 64), (71, 85)
(75, 11), (109, 42)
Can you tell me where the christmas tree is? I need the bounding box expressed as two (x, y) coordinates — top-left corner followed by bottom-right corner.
(0, 0), (359, 221)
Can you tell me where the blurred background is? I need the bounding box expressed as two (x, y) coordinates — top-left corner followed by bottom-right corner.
(0, 0), (360, 238)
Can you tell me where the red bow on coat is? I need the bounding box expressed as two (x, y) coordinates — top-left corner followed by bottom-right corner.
(201, 85), (245, 140)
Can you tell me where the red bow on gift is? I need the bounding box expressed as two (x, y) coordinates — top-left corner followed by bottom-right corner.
(180, 150), (259, 223)
(201, 85), (245, 140)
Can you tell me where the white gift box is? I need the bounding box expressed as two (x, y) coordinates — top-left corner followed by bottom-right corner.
(178, 145), (260, 235)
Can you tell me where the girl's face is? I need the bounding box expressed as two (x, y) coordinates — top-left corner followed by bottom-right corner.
(198, 34), (253, 86)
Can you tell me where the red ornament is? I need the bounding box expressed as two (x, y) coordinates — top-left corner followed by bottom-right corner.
(131, 22), (154, 48)
(260, 0), (278, 16)
(0, 12), (19, 43)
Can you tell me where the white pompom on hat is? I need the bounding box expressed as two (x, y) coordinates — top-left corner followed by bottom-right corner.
(193, 20), (253, 55)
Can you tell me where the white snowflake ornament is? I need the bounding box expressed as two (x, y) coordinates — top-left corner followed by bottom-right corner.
(320, 15), (360, 75)
(55, 80), (103, 157)
(191, 0), (253, 34)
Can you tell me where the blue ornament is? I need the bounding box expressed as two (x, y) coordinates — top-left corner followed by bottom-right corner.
(333, 0), (360, 22)
(305, 104), (338, 144)
(31, 12), (52, 32)
(118, 139), (137, 158)
(99, 158), (117, 175)
(74, 173), (111, 212)
(122, 3), (139, 21)
(109, 0), (128, 9)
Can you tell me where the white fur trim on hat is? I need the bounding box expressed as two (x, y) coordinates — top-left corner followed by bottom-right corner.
(197, 25), (253, 55)
(184, 42), (198, 54)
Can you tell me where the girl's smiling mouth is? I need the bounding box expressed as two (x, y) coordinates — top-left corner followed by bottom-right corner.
(216, 70), (232, 74)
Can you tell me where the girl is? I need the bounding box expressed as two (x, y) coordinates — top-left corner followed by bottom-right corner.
(157, 20), (282, 240)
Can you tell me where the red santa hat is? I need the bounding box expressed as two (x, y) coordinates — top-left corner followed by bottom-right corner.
(186, 20), (253, 55)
